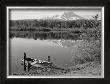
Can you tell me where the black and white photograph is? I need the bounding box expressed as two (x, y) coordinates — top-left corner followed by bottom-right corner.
(7, 7), (104, 78)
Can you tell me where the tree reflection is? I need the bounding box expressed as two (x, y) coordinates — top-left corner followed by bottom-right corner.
(10, 31), (81, 40)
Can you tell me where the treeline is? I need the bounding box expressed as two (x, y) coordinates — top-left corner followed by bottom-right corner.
(10, 19), (101, 31)
(9, 19), (101, 40)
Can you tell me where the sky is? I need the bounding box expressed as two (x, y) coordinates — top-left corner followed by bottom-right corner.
(9, 9), (102, 20)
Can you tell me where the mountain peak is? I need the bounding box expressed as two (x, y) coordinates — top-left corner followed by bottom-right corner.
(61, 11), (84, 20)
(42, 11), (84, 20)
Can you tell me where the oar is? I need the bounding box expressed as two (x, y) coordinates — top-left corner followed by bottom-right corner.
(24, 52), (26, 71)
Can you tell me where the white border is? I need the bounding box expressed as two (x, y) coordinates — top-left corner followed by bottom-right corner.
(6, 6), (104, 78)
(7, 6), (9, 77)
(6, 6), (102, 9)
(102, 7), (104, 78)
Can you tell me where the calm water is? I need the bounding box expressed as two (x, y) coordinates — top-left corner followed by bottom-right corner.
(10, 38), (80, 74)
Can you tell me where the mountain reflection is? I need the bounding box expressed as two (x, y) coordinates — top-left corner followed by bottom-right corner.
(51, 40), (83, 48)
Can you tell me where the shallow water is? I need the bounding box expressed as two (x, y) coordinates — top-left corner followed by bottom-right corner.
(9, 38), (100, 75)
(9, 38), (78, 74)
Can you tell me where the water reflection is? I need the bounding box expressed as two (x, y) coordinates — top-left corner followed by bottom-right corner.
(10, 38), (73, 74)
(10, 31), (81, 40)
(10, 38), (100, 75)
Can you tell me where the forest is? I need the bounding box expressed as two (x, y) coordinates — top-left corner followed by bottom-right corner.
(9, 19), (101, 40)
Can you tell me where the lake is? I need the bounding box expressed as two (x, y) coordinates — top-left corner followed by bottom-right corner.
(9, 38), (77, 74)
(9, 38), (100, 75)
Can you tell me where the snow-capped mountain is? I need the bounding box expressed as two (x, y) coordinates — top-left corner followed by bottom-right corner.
(61, 11), (84, 20)
(42, 11), (85, 20)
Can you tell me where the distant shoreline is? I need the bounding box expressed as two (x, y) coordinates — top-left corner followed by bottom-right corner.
(9, 19), (101, 40)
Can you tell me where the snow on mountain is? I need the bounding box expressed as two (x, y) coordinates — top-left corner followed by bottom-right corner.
(60, 11), (84, 20)
(42, 11), (85, 20)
